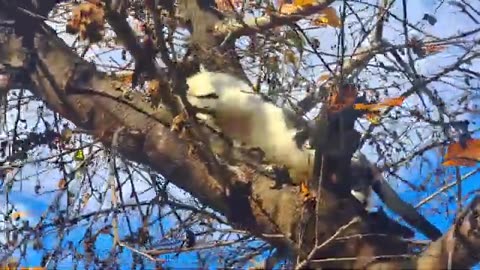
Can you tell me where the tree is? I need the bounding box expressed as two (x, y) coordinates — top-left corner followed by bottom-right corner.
(0, 0), (479, 268)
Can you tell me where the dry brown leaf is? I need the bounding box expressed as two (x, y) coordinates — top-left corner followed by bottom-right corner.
(354, 96), (405, 112)
(99, 226), (112, 235)
(66, 2), (105, 42)
(354, 103), (375, 111)
(382, 96), (406, 107)
(300, 181), (311, 201)
(147, 79), (160, 95)
(279, 3), (301, 14)
(58, 178), (67, 190)
(366, 112), (381, 125)
(327, 84), (358, 113)
(443, 139), (480, 167)
(312, 7), (341, 28)
(442, 159), (477, 167)
(424, 44), (446, 55)
(118, 72), (133, 86)
(294, 0), (315, 6)
(216, 0), (244, 11)
(284, 49), (298, 64)
(11, 211), (27, 220)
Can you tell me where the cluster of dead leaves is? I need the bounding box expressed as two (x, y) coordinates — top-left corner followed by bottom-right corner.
(324, 81), (406, 124)
(443, 139), (480, 167)
(423, 43), (446, 54)
(326, 84), (476, 167)
(324, 81), (406, 125)
(279, 1), (341, 28)
(66, 1), (105, 43)
(327, 83), (358, 114)
(215, 0), (245, 11)
(408, 37), (447, 58)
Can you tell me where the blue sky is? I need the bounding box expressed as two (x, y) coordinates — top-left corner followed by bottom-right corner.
(1, 0), (479, 268)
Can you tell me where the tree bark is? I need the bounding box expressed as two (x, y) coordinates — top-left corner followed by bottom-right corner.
(1, 1), (480, 269)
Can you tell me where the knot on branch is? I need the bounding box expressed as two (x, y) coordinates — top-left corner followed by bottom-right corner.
(143, 125), (188, 176)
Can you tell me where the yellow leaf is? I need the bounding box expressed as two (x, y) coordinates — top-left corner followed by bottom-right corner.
(284, 49), (298, 64)
(279, 3), (300, 14)
(354, 96), (405, 112)
(353, 103), (375, 111)
(313, 7), (341, 28)
(366, 112), (381, 124)
(74, 149), (85, 161)
(300, 181), (309, 195)
(147, 79), (160, 94)
(300, 182), (314, 203)
(294, 0), (315, 6)
(11, 211), (27, 220)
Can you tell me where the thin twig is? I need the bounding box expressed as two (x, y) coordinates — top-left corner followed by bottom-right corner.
(214, 0), (336, 38)
(295, 217), (360, 269)
(415, 168), (480, 209)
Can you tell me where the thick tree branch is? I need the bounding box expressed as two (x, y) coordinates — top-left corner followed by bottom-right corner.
(23, 21), (307, 251)
(0, 19), (420, 268)
(417, 196), (480, 269)
(4, 2), (478, 269)
(214, 0), (336, 38)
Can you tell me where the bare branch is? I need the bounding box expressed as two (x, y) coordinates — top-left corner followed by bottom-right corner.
(417, 196), (480, 269)
(298, 0), (389, 114)
(214, 0), (336, 38)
